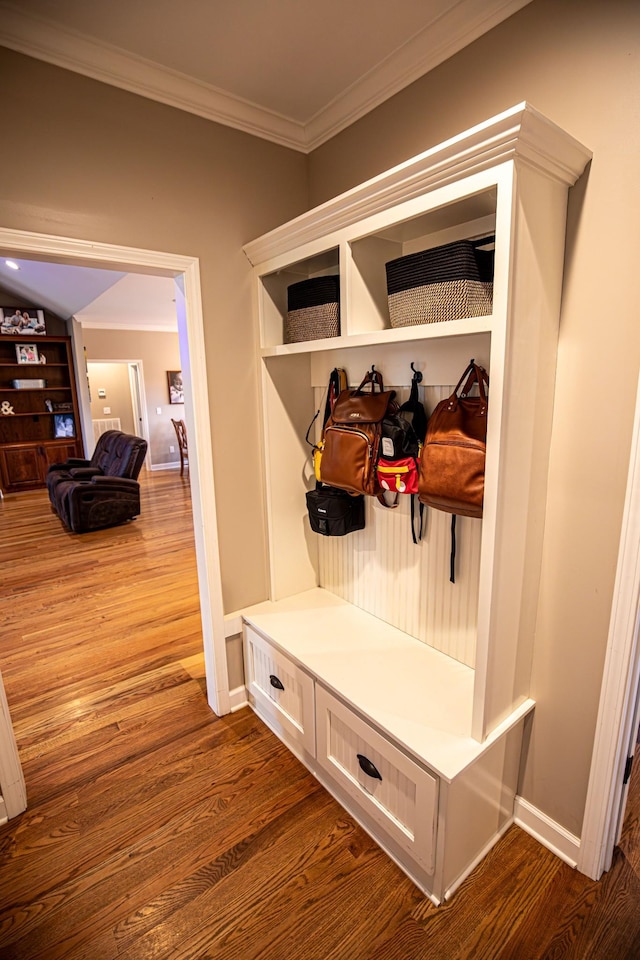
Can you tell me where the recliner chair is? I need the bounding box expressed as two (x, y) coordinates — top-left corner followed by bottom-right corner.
(46, 430), (148, 533)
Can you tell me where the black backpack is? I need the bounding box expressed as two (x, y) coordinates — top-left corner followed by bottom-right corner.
(377, 365), (428, 543)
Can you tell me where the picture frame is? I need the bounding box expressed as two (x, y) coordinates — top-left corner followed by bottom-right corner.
(167, 370), (184, 405)
(15, 343), (40, 364)
(53, 413), (76, 439)
(1, 308), (46, 335)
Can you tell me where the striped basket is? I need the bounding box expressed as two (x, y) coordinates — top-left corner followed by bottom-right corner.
(285, 276), (340, 343)
(385, 237), (494, 327)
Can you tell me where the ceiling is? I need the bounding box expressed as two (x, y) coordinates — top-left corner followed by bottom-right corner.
(0, 0), (532, 327)
(0, 0), (533, 152)
(0, 259), (179, 332)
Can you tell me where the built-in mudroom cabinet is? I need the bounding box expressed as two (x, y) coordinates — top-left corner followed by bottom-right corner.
(240, 104), (591, 903)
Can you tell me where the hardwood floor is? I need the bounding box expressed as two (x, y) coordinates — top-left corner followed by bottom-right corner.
(0, 470), (639, 959)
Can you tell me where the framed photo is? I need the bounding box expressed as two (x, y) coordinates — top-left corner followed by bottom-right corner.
(53, 413), (76, 439)
(167, 370), (184, 404)
(15, 343), (40, 364)
(1, 308), (46, 335)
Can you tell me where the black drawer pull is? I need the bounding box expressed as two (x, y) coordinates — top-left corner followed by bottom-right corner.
(269, 674), (284, 691)
(357, 754), (382, 781)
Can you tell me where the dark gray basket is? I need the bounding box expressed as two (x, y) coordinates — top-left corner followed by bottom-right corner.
(386, 238), (494, 327)
(285, 276), (340, 343)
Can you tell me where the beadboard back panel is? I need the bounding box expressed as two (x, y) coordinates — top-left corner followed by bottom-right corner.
(314, 384), (481, 667)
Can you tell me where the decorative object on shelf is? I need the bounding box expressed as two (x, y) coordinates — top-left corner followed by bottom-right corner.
(1, 401), (14, 416)
(385, 236), (494, 327)
(12, 378), (47, 388)
(39, 353), (46, 364)
(15, 343), (40, 364)
(167, 370), (184, 404)
(285, 276), (340, 343)
(53, 413), (76, 439)
(0, 334), (83, 493)
(1, 307), (46, 336)
(306, 483), (365, 537)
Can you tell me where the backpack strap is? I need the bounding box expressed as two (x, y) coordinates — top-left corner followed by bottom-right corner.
(399, 364), (428, 442)
(356, 366), (384, 394)
(411, 496), (425, 545)
(306, 367), (347, 450)
(450, 514), (457, 584)
(323, 367), (347, 424)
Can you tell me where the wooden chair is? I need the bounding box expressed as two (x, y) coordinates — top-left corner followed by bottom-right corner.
(171, 418), (189, 476)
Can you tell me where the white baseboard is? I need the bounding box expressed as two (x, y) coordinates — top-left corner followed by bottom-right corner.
(229, 686), (248, 712)
(150, 461), (181, 472)
(514, 796), (580, 868)
(0, 795), (7, 826)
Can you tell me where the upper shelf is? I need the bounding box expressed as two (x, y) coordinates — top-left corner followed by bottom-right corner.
(245, 103), (591, 356)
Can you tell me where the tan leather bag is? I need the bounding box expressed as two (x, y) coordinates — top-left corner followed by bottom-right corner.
(320, 369), (397, 497)
(418, 360), (488, 518)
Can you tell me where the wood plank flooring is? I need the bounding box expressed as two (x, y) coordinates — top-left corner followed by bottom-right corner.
(0, 470), (639, 959)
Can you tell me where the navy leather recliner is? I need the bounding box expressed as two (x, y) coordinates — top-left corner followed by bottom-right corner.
(46, 430), (148, 533)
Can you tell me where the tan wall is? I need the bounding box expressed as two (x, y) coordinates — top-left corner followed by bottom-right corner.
(84, 329), (183, 466)
(0, 48), (309, 614)
(309, 0), (640, 836)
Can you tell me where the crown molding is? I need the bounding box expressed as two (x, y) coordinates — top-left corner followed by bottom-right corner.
(1, 0), (534, 154)
(303, 0), (534, 150)
(244, 102), (592, 267)
(78, 320), (177, 333)
(0, 4), (307, 151)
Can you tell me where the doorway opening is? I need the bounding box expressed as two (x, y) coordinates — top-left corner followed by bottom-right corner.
(87, 360), (150, 459)
(0, 226), (229, 719)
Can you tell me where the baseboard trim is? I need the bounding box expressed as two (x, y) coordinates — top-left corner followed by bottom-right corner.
(514, 796), (580, 868)
(150, 462), (181, 472)
(228, 686), (248, 712)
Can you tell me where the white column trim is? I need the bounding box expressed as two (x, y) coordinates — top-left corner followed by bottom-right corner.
(0, 669), (26, 819)
(578, 372), (640, 879)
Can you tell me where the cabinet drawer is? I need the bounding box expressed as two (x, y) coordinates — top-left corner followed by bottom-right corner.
(316, 685), (438, 873)
(244, 624), (315, 757)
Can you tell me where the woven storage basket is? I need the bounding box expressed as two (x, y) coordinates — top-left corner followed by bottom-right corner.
(385, 237), (494, 327)
(285, 276), (340, 343)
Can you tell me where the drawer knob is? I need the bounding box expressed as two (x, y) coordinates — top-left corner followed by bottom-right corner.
(269, 674), (285, 691)
(357, 753), (382, 781)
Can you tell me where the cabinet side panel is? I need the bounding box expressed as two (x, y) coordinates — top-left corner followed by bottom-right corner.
(442, 722), (523, 895)
(481, 171), (568, 736)
(262, 354), (318, 600)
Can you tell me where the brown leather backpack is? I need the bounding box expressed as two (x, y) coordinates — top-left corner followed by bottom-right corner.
(418, 360), (488, 518)
(320, 368), (397, 497)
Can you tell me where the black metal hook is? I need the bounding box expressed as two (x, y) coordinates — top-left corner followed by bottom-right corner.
(410, 362), (423, 383)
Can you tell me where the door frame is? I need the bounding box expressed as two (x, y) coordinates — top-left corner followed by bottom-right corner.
(0, 226), (230, 717)
(578, 371), (640, 879)
(86, 358), (150, 461)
